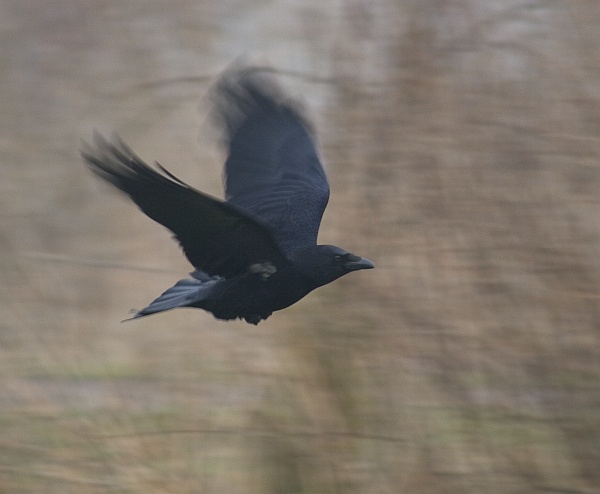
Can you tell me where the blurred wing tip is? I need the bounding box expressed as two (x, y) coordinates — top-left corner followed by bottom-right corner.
(210, 64), (314, 141)
(82, 130), (134, 158)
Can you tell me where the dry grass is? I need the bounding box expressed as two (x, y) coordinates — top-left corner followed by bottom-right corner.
(1, 1), (599, 492)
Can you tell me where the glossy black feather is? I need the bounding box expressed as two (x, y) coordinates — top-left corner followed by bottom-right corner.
(82, 66), (373, 324)
(214, 69), (329, 254)
(82, 132), (289, 278)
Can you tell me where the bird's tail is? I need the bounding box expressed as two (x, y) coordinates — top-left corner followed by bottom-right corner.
(127, 274), (220, 320)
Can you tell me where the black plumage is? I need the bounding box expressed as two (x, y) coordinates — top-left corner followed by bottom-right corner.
(82, 67), (374, 324)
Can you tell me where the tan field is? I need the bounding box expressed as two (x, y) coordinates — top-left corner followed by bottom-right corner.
(1, 1), (599, 492)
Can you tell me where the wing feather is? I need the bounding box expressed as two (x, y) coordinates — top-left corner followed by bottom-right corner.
(212, 68), (330, 254)
(81, 132), (289, 278)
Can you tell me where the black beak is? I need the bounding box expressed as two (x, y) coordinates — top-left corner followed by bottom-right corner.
(345, 255), (375, 271)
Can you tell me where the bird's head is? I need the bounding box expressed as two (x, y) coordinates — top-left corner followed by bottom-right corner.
(292, 245), (374, 286)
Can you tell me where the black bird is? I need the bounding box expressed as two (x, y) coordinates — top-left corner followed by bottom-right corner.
(82, 67), (374, 324)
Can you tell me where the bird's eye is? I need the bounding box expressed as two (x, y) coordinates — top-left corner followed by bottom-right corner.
(334, 255), (343, 262)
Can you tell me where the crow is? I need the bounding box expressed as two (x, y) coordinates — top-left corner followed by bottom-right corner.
(82, 67), (374, 324)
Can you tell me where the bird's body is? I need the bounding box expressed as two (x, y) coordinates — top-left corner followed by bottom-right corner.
(82, 66), (373, 324)
(155, 265), (317, 324)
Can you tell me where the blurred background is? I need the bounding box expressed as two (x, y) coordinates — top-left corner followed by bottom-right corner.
(1, 1), (599, 492)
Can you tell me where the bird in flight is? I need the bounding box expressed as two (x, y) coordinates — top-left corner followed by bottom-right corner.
(82, 66), (374, 324)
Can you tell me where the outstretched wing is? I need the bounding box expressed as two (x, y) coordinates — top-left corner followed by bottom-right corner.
(81, 132), (289, 278)
(212, 68), (330, 255)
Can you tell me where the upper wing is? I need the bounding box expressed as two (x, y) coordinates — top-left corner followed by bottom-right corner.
(81, 132), (289, 278)
(212, 68), (330, 254)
